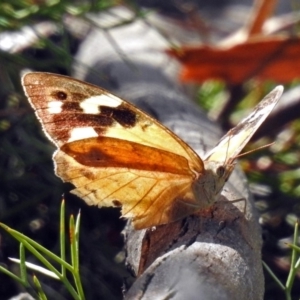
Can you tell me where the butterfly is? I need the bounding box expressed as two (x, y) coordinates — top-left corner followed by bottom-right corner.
(22, 72), (283, 229)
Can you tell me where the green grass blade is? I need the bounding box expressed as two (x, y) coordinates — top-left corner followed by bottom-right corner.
(69, 215), (76, 268)
(19, 242), (29, 285)
(74, 210), (81, 271)
(0, 264), (26, 285)
(0, 223), (73, 272)
(33, 275), (47, 300)
(60, 199), (66, 277)
(286, 220), (299, 296)
(262, 261), (286, 291)
(73, 210), (85, 300)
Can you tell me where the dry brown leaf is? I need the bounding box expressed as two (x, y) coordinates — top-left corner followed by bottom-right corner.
(167, 36), (300, 84)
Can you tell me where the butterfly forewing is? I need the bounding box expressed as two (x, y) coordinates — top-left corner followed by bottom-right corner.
(22, 73), (202, 170)
(204, 86), (283, 165)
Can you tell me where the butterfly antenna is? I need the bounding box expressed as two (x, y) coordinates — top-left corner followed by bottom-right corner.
(234, 142), (274, 159)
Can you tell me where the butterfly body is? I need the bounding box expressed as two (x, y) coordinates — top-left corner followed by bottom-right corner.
(194, 160), (234, 206)
(22, 72), (283, 229)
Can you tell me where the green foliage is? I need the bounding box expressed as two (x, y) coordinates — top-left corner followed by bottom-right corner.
(0, 201), (86, 300)
(0, 0), (117, 30)
(197, 80), (226, 112)
(263, 220), (300, 300)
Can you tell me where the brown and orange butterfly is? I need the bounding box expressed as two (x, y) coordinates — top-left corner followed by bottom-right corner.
(22, 72), (283, 229)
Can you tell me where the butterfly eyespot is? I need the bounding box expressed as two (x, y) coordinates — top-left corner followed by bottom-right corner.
(52, 91), (68, 100)
(112, 200), (122, 207)
(216, 166), (225, 177)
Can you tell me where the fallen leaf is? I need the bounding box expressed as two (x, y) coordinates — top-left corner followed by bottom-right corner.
(167, 36), (300, 84)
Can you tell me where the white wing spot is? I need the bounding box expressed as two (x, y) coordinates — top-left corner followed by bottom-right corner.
(80, 94), (122, 114)
(68, 127), (98, 142)
(48, 101), (63, 114)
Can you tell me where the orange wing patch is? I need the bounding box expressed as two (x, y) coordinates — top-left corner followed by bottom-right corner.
(55, 137), (197, 229)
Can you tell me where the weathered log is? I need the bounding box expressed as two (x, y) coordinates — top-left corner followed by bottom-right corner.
(74, 7), (264, 299)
